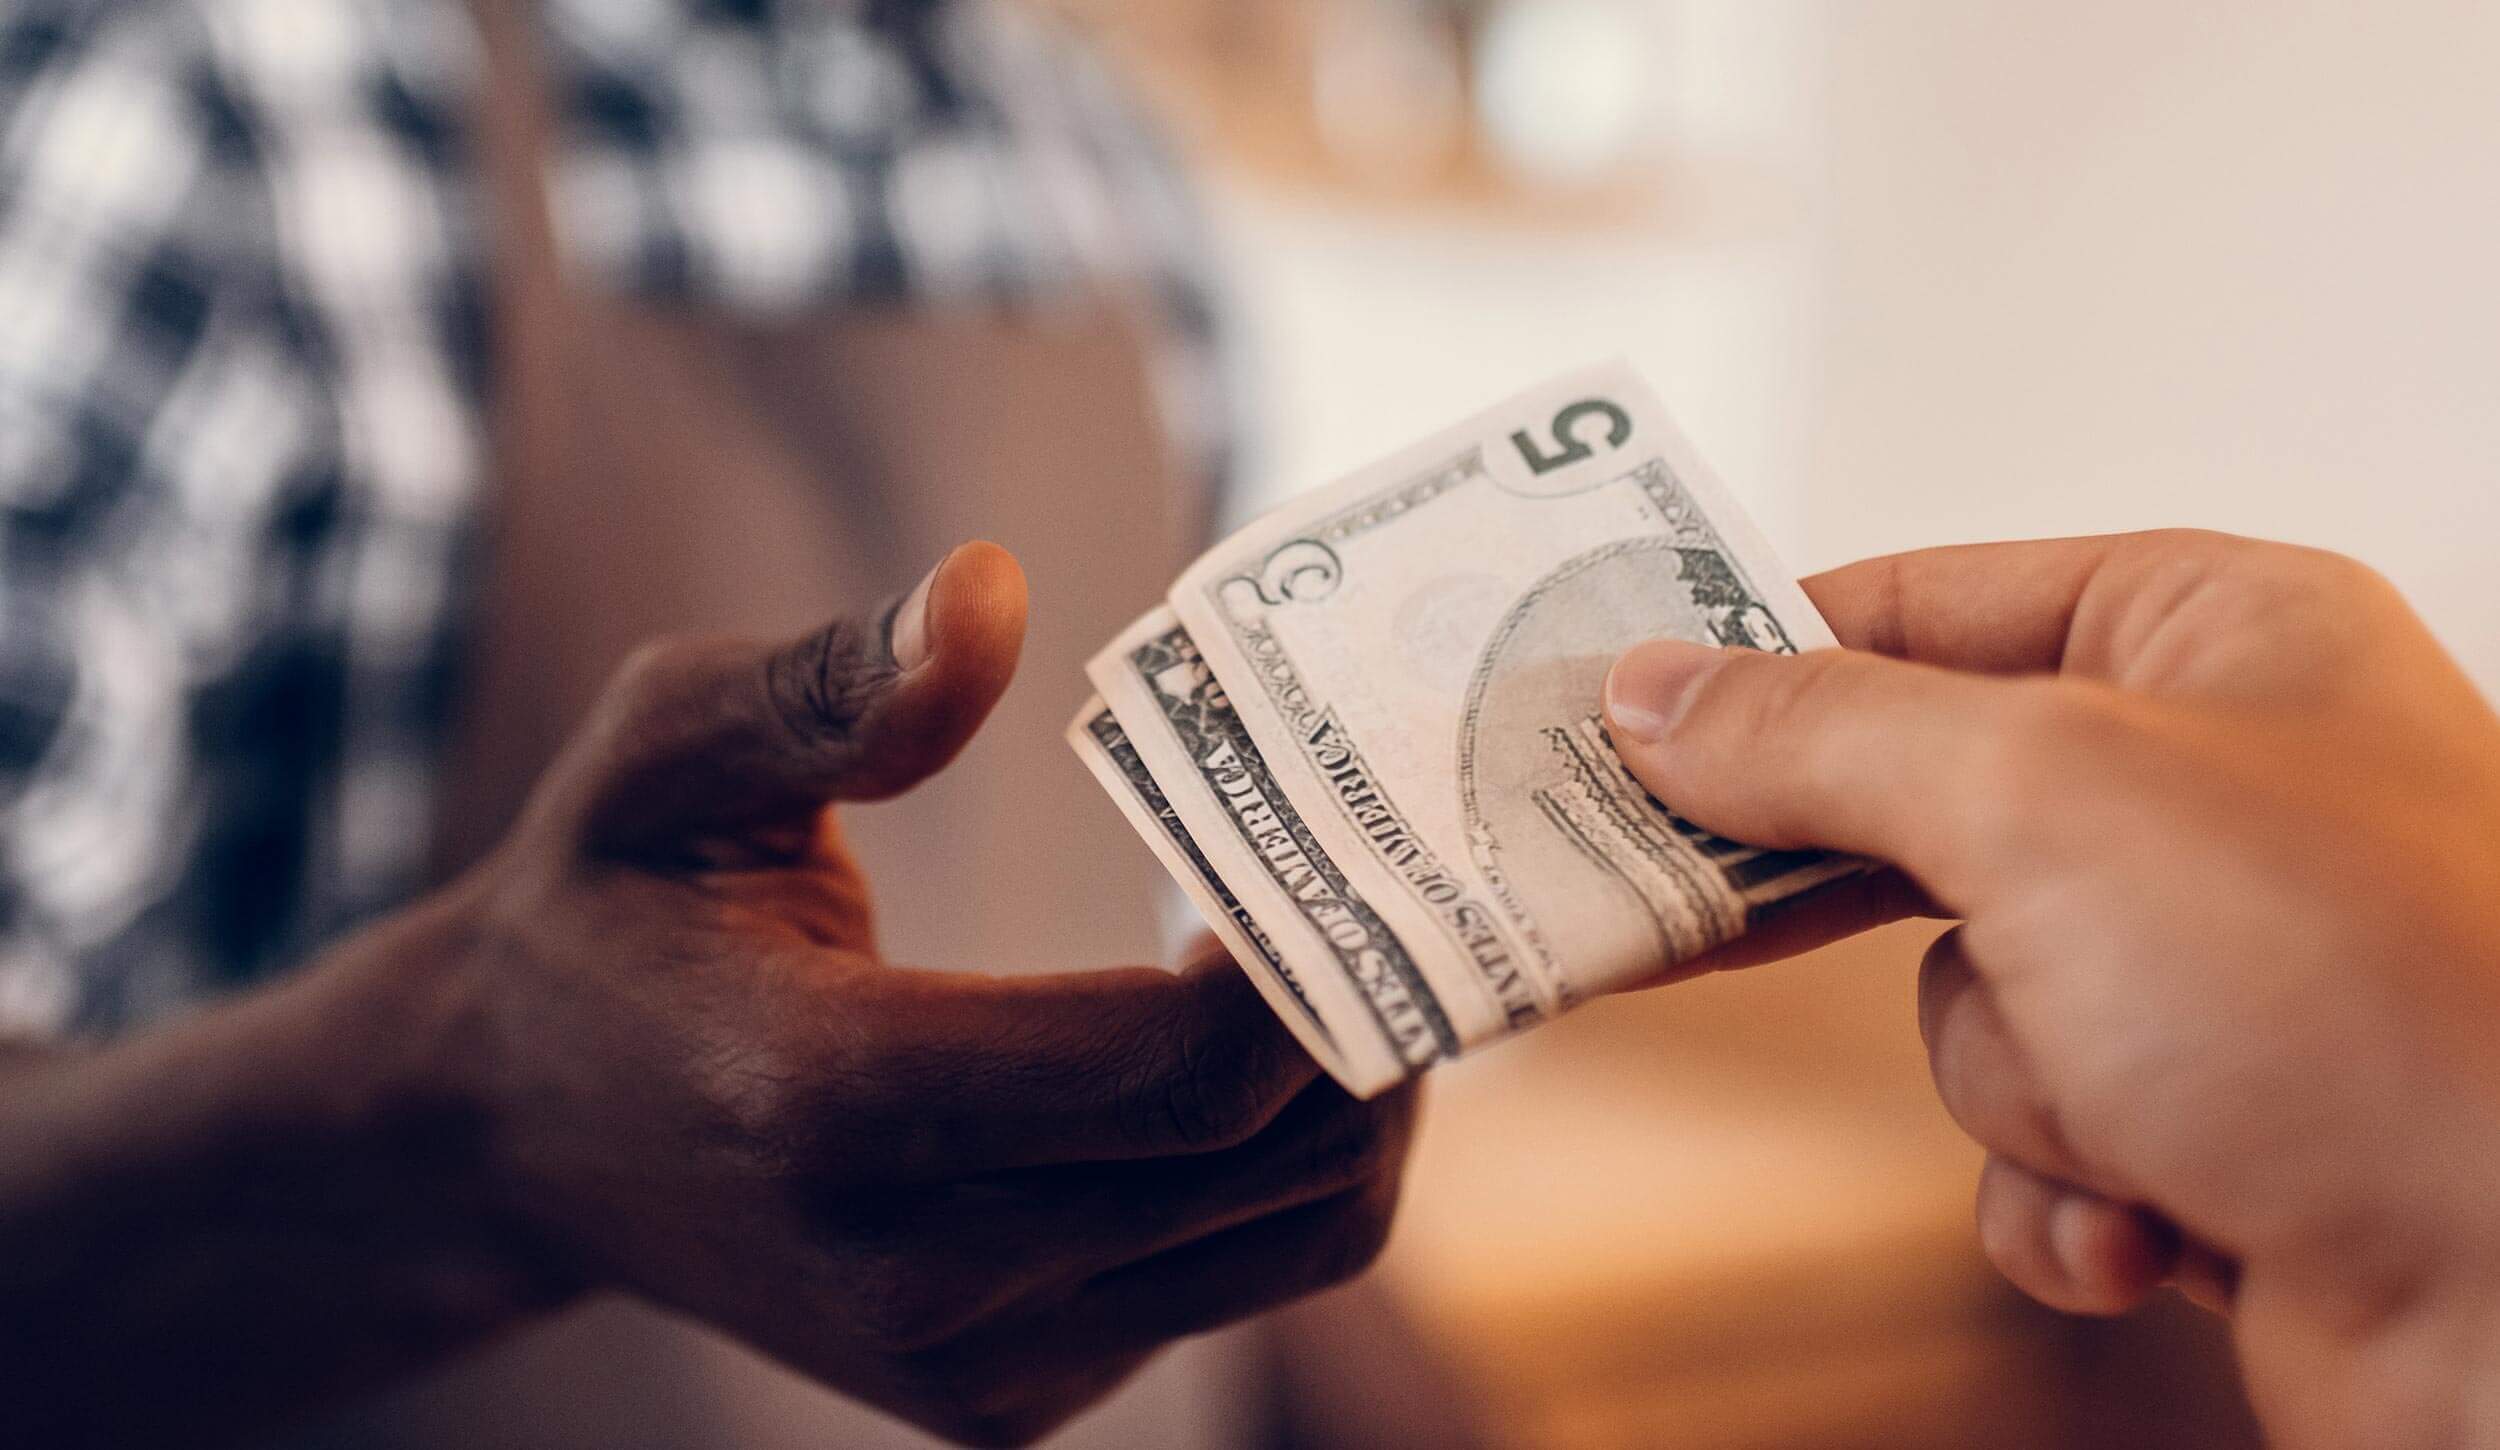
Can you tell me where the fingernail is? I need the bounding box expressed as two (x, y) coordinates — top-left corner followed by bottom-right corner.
(1603, 640), (1727, 745)
(889, 553), (948, 672)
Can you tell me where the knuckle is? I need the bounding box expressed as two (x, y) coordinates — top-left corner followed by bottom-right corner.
(763, 615), (891, 753)
(817, 996), (915, 1098)
(2267, 540), (2388, 596)
(609, 636), (694, 704)
(1121, 1012), (1275, 1153)
(1159, 1055), (1268, 1153)
(2017, 1091), (2088, 1175)
(1733, 652), (1880, 843)
(1721, 648), (1848, 743)
(802, 1034), (961, 1183)
(2271, 546), (2413, 640)
(2189, 537), (2400, 637)
(1294, 1094), (1400, 1193)
(681, 1038), (829, 1179)
(707, 1003), (903, 1177)
(582, 637), (704, 744)
(1961, 680), (2134, 840)
(574, 637), (741, 782)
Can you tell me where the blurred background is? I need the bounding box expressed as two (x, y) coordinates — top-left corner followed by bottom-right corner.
(1056, 0), (2500, 688)
(1010, 0), (2500, 1446)
(30, 0), (2478, 1447)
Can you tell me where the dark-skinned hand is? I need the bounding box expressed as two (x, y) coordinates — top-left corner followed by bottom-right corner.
(0, 542), (1413, 1449)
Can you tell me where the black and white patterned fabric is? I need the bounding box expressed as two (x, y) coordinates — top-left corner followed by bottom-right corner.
(0, 0), (1235, 1037)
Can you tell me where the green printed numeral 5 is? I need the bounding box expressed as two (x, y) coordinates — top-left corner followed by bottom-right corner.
(1510, 398), (1633, 476)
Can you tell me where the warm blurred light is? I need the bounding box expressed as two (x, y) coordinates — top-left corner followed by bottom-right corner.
(1474, 0), (1653, 186)
(1311, 0), (1466, 181)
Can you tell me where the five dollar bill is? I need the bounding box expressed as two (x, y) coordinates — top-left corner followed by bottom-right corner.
(1070, 363), (1857, 1097)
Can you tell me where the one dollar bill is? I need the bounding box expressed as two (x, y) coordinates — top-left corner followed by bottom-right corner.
(1070, 362), (1858, 1097)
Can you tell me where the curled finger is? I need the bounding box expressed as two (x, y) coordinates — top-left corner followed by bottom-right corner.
(1917, 927), (2099, 1186)
(1974, 1154), (2176, 1317)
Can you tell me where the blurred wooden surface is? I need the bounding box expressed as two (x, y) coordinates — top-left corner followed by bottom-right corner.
(1349, 921), (2264, 1450)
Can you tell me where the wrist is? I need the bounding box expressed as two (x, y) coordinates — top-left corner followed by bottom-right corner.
(0, 887), (578, 1440)
(275, 884), (585, 1333)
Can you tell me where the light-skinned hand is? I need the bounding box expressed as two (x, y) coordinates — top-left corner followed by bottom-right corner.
(1604, 530), (2500, 1448)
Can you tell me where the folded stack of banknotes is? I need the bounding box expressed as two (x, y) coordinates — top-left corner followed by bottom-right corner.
(1069, 363), (1858, 1098)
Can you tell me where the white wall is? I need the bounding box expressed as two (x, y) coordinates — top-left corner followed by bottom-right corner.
(1223, 0), (2499, 689)
(1807, 1), (2500, 687)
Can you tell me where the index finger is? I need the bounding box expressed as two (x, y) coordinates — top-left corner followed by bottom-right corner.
(847, 950), (1321, 1175)
(1803, 532), (2185, 674)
